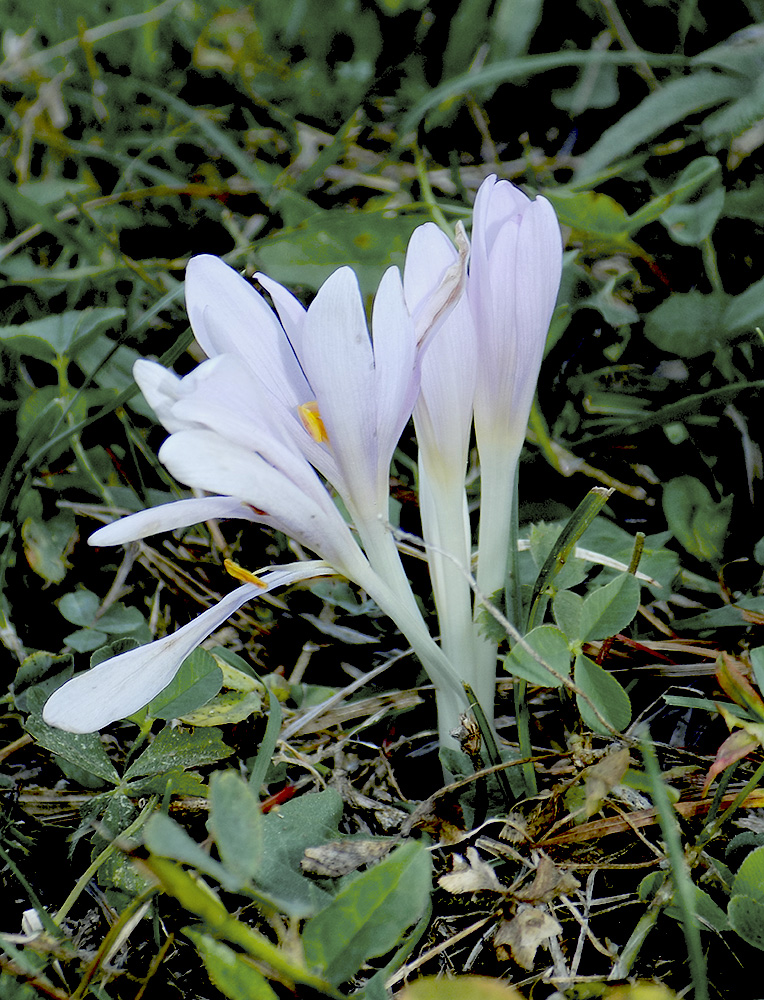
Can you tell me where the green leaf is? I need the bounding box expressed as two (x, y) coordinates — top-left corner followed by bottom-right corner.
(643, 290), (730, 357)
(257, 788), (343, 916)
(578, 573), (641, 642)
(143, 812), (240, 891)
(732, 844), (764, 900)
(574, 653), (631, 734)
(576, 71), (743, 178)
(123, 725), (232, 781)
(504, 626), (571, 688)
(553, 590), (584, 640)
(184, 931), (279, 1000)
(25, 713), (120, 784)
(142, 856), (335, 992)
(302, 841), (432, 987)
(728, 894), (764, 950)
(21, 511), (76, 583)
(723, 273), (764, 334)
(58, 589), (100, 626)
(207, 771), (264, 884)
(255, 207), (424, 298)
(663, 476), (732, 564)
(0, 308), (124, 363)
(148, 648), (223, 721)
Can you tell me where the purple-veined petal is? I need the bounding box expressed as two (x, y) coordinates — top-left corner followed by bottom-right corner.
(42, 563), (335, 732)
(89, 496), (261, 547)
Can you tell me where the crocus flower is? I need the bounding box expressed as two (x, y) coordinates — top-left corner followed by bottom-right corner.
(187, 255), (463, 600)
(470, 176), (563, 609)
(403, 223), (482, 707)
(43, 258), (466, 736)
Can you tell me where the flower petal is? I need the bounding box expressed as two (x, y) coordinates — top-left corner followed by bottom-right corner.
(158, 429), (366, 575)
(42, 581), (264, 732)
(185, 255), (310, 408)
(42, 562), (336, 732)
(89, 496), (260, 547)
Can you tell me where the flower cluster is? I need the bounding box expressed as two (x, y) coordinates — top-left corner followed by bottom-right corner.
(43, 175), (562, 746)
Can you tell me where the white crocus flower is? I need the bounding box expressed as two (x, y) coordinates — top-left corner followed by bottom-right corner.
(403, 223), (484, 719)
(44, 262), (466, 737)
(470, 176), (563, 616)
(188, 255), (463, 603)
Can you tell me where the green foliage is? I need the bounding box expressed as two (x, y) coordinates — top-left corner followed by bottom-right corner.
(3, 0), (764, 995)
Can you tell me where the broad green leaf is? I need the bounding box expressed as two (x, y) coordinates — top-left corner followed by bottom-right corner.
(0, 308), (124, 363)
(179, 689), (263, 727)
(94, 603), (148, 635)
(728, 895), (764, 950)
(148, 648), (223, 720)
(732, 845), (764, 901)
(255, 208), (424, 297)
(142, 855), (334, 991)
(257, 788), (343, 916)
(21, 511), (76, 583)
(504, 626), (571, 688)
(143, 812), (239, 891)
(643, 291), (730, 357)
(123, 725), (232, 780)
(663, 476), (732, 564)
(553, 590), (584, 640)
(25, 714), (119, 784)
(578, 573), (641, 642)
(58, 589), (100, 626)
(302, 840), (432, 987)
(574, 654), (631, 734)
(543, 189), (640, 257)
(703, 69), (764, 137)
(184, 931), (278, 1000)
(64, 628), (109, 653)
(207, 771), (264, 884)
(576, 71), (743, 178)
(130, 769), (207, 797)
(723, 273), (764, 334)
(661, 185), (724, 246)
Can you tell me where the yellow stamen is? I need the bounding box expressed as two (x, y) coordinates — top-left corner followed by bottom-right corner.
(298, 400), (329, 444)
(224, 559), (267, 587)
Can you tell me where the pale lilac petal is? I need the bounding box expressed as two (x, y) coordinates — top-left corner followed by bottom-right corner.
(158, 430), (365, 574)
(299, 267), (377, 515)
(255, 273), (308, 353)
(42, 581), (264, 731)
(185, 255), (309, 408)
(371, 267), (419, 483)
(42, 563), (336, 732)
(405, 225), (477, 467)
(89, 497), (260, 547)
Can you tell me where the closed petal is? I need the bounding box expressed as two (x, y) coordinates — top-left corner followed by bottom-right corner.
(371, 267), (419, 481)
